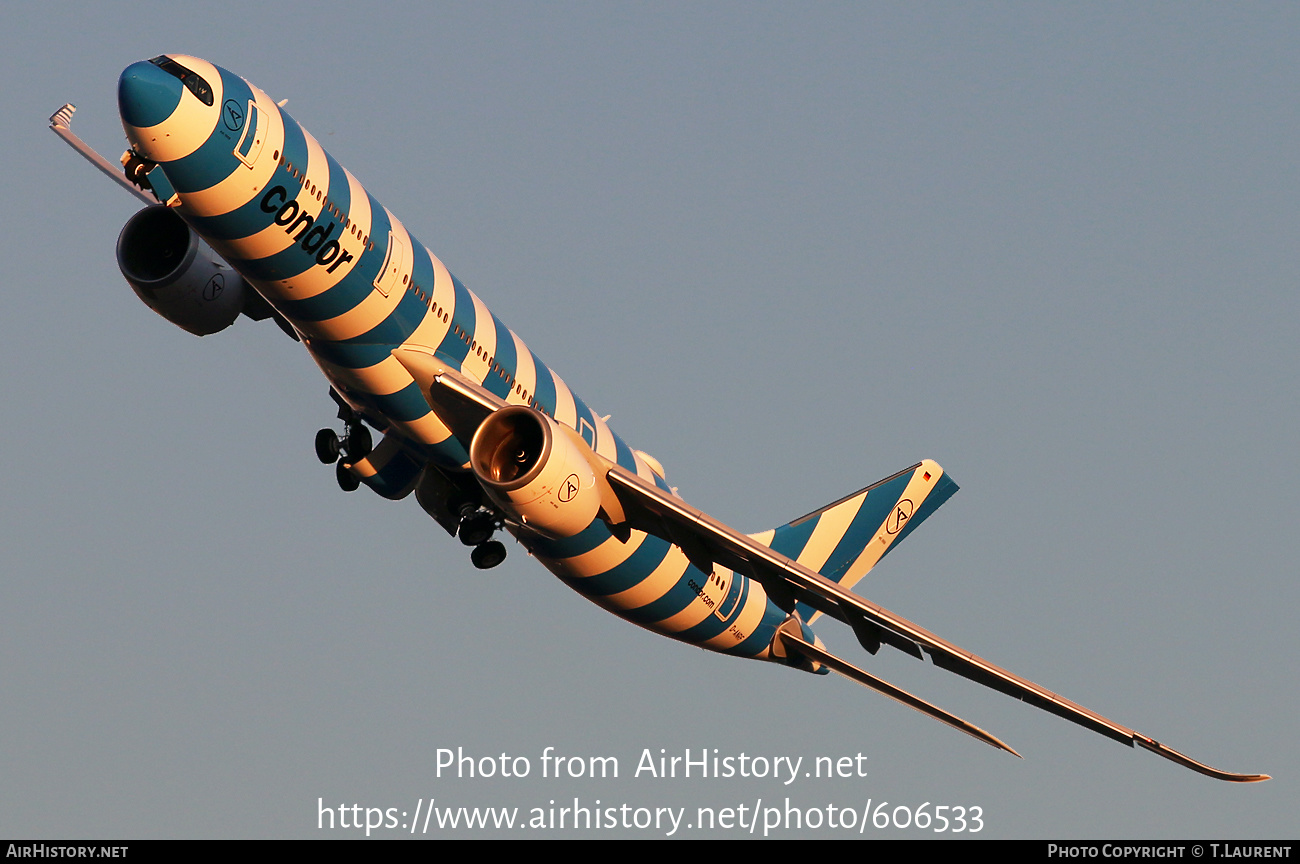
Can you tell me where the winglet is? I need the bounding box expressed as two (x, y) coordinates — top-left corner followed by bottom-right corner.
(1133, 736), (1270, 783)
(49, 103), (156, 204)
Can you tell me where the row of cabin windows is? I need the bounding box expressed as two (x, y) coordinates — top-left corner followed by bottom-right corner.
(395, 279), (546, 412)
(447, 321), (545, 412)
(272, 154), (551, 418)
(276, 152), (375, 253)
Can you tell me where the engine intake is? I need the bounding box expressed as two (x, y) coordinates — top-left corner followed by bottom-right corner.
(117, 205), (246, 335)
(470, 406), (601, 538)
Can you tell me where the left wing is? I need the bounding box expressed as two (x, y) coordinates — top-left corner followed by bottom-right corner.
(50, 105), (156, 204)
(401, 356), (1268, 783)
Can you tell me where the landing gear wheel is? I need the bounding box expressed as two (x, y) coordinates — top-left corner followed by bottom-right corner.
(346, 423), (372, 460)
(336, 460), (360, 492)
(458, 512), (496, 547)
(471, 540), (507, 570)
(315, 428), (341, 464)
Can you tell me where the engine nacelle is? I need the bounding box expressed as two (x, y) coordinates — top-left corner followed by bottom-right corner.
(117, 205), (246, 336)
(469, 406), (602, 539)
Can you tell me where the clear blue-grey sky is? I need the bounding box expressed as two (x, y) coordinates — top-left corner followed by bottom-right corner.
(3, 1), (1295, 838)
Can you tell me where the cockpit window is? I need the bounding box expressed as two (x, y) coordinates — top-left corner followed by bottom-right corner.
(148, 55), (214, 106)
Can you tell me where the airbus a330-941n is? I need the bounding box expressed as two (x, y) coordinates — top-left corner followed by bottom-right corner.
(51, 55), (1268, 783)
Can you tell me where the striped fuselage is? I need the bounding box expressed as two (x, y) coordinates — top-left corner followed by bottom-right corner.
(119, 55), (805, 664)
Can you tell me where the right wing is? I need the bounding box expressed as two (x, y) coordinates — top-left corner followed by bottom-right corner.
(601, 461), (1269, 783)
(410, 362), (1268, 782)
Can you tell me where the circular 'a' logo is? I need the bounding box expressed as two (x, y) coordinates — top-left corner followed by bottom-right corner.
(222, 99), (245, 131)
(202, 273), (225, 300)
(885, 499), (914, 535)
(558, 474), (580, 503)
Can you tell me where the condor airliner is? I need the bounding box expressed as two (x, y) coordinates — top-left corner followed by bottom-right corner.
(51, 55), (1267, 782)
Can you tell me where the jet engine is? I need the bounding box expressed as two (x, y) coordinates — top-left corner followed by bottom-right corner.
(117, 205), (246, 336)
(469, 406), (602, 539)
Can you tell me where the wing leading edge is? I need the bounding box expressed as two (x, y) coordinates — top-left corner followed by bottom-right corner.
(411, 362), (1268, 783)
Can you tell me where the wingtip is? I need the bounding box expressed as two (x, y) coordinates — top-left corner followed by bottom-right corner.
(49, 103), (76, 129)
(963, 720), (1020, 757)
(1134, 736), (1270, 783)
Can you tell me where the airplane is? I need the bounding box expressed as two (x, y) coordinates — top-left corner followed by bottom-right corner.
(50, 54), (1267, 783)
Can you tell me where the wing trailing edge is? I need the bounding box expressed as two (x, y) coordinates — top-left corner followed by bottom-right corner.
(774, 624), (1019, 756)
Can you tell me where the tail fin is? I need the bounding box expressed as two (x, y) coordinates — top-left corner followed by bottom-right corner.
(749, 460), (957, 601)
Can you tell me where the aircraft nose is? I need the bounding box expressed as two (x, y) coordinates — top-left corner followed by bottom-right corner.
(118, 60), (183, 129)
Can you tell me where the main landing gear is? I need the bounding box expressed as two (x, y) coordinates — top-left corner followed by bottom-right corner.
(470, 539), (507, 570)
(319, 389), (508, 570)
(414, 465), (510, 571)
(455, 503), (507, 569)
(314, 392), (373, 493)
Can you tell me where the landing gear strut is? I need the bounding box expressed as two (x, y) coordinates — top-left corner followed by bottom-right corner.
(314, 422), (372, 465)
